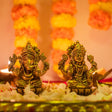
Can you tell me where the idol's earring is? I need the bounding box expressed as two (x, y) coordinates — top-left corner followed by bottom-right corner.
(88, 0), (112, 30)
(51, 0), (77, 79)
(11, 0), (40, 55)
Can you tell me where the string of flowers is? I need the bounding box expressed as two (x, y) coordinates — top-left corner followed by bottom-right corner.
(51, 0), (77, 79)
(11, 0), (40, 55)
(88, 0), (112, 30)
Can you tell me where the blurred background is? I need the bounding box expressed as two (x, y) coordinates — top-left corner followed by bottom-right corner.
(0, 0), (112, 80)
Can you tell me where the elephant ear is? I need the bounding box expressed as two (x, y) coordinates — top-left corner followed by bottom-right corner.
(8, 54), (18, 72)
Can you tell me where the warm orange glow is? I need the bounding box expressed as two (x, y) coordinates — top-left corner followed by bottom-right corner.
(0, 68), (12, 73)
(0, 61), (12, 73)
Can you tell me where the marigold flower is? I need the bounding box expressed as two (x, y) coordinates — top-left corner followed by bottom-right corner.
(13, 0), (37, 5)
(88, 0), (111, 4)
(15, 28), (38, 40)
(15, 36), (37, 47)
(52, 38), (73, 51)
(51, 28), (74, 40)
(89, 4), (100, 12)
(14, 17), (40, 30)
(100, 2), (112, 14)
(52, 0), (77, 15)
(88, 10), (111, 30)
(90, 2), (112, 14)
(12, 5), (38, 20)
(51, 14), (76, 28)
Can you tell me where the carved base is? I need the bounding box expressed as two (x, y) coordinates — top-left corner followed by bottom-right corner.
(67, 80), (97, 96)
(30, 87), (43, 95)
(16, 86), (43, 95)
(70, 87), (96, 96)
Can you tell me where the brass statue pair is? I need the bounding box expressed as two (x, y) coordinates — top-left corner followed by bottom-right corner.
(8, 41), (112, 96)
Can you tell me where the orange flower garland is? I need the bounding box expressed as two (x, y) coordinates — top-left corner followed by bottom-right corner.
(11, 0), (39, 55)
(88, 0), (112, 30)
(51, 0), (77, 80)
